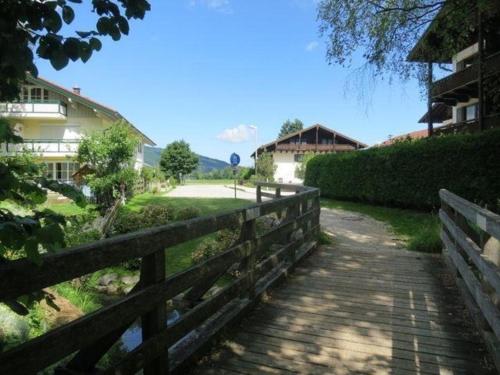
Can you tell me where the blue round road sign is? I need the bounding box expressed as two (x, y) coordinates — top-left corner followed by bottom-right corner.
(230, 153), (240, 167)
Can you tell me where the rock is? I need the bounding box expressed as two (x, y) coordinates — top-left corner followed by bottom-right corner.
(121, 275), (139, 286)
(122, 286), (134, 295)
(105, 284), (120, 294)
(98, 273), (118, 286)
(0, 304), (29, 350)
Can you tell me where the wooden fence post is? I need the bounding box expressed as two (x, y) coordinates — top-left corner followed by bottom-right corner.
(275, 187), (281, 199)
(141, 250), (169, 375)
(241, 208), (258, 299)
(256, 185), (262, 203)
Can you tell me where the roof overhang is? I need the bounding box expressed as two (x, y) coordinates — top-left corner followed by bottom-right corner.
(407, 1), (475, 63)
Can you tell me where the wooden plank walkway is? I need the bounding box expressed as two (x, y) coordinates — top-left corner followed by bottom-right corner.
(194, 209), (495, 375)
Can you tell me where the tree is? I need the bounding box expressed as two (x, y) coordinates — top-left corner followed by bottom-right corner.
(160, 140), (199, 182)
(317, 0), (487, 83)
(255, 152), (276, 181)
(0, 0), (151, 101)
(295, 152), (316, 180)
(77, 121), (139, 210)
(0, 121), (86, 262)
(279, 119), (304, 138)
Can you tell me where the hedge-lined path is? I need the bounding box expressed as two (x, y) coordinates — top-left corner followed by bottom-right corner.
(195, 208), (494, 374)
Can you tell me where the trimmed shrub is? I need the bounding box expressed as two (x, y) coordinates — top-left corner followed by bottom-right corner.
(175, 207), (201, 221)
(305, 130), (500, 211)
(113, 205), (172, 234)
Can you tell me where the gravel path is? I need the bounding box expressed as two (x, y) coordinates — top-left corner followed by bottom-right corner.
(321, 206), (406, 253)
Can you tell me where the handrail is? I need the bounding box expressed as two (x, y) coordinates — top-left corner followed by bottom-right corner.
(440, 189), (500, 371)
(0, 184), (321, 374)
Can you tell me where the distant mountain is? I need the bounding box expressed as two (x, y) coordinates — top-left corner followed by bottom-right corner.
(144, 146), (230, 173)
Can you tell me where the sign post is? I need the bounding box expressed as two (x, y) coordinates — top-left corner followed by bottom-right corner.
(230, 153), (240, 199)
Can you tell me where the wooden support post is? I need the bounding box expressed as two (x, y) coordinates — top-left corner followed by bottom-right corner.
(141, 250), (168, 375)
(478, 8), (484, 131)
(241, 210), (257, 299)
(256, 185), (262, 203)
(275, 187), (281, 199)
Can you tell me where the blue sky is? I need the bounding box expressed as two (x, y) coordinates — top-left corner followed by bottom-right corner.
(37, 0), (429, 166)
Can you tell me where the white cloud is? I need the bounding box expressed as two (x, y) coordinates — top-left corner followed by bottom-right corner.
(305, 41), (319, 52)
(189, 0), (232, 13)
(217, 125), (255, 143)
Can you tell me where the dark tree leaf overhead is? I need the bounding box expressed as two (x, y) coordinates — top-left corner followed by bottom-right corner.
(0, 0), (151, 101)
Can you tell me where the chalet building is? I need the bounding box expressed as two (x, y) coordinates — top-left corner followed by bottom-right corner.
(251, 124), (367, 184)
(0, 75), (155, 184)
(408, 1), (500, 135)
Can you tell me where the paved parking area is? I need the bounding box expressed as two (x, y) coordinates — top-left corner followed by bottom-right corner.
(166, 184), (257, 200)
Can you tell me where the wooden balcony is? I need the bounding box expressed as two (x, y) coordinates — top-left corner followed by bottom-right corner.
(0, 100), (67, 120)
(431, 65), (478, 102)
(434, 113), (500, 135)
(275, 143), (356, 152)
(431, 52), (500, 104)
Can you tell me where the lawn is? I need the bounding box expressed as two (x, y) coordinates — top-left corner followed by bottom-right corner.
(0, 200), (93, 217)
(321, 198), (442, 253)
(125, 193), (249, 216)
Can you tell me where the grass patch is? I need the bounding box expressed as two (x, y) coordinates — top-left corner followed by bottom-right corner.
(125, 193), (249, 216)
(318, 231), (334, 245)
(321, 199), (441, 253)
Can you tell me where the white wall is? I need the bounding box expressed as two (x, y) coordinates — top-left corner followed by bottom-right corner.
(272, 152), (302, 184)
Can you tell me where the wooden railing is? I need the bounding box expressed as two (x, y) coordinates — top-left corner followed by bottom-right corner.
(439, 189), (500, 370)
(0, 182), (320, 374)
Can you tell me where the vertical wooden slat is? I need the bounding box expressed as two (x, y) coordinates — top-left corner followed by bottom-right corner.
(141, 250), (168, 375)
(256, 185), (262, 203)
(241, 210), (257, 299)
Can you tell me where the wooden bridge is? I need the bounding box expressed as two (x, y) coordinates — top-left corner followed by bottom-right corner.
(0, 183), (499, 374)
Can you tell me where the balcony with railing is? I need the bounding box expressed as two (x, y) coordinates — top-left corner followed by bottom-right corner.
(0, 101), (67, 119)
(1, 139), (80, 155)
(275, 143), (356, 152)
(431, 52), (500, 103)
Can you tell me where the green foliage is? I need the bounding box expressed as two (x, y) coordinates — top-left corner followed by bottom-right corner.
(306, 130), (500, 212)
(279, 119), (304, 138)
(190, 166), (254, 181)
(175, 207), (202, 221)
(113, 205), (172, 234)
(0, 0), (150, 101)
(294, 152), (316, 180)
(317, 0), (485, 83)
(255, 152), (276, 181)
(160, 140), (199, 181)
(0, 120), (86, 264)
(63, 213), (101, 248)
(77, 121), (139, 210)
(191, 228), (240, 264)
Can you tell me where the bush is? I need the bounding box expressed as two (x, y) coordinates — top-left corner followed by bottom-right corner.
(191, 227), (240, 264)
(113, 205), (172, 234)
(175, 207), (201, 221)
(305, 129), (500, 211)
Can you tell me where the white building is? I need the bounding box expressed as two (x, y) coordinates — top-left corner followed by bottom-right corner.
(252, 124), (367, 184)
(0, 75), (155, 183)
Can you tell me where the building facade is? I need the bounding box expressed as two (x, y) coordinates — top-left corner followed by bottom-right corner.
(408, 1), (500, 135)
(252, 124), (367, 184)
(0, 75), (155, 184)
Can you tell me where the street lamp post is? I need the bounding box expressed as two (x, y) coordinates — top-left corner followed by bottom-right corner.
(248, 125), (258, 175)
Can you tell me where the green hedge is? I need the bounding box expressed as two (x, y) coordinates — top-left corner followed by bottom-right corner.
(305, 129), (500, 211)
